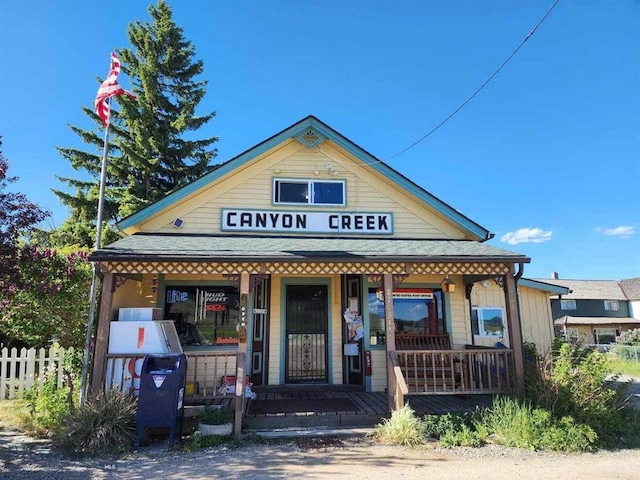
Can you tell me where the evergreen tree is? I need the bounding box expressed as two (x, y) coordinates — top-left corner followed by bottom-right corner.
(53, 0), (218, 248)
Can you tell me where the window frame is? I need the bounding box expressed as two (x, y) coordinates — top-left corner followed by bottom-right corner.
(594, 328), (617, 344)
(273, 178), (346, 206)
(471, 306), (506, 338)
(604, 300), (619, 311)
(560, 299), (577, 310)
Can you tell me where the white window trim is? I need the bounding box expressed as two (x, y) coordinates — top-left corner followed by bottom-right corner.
(472, 306), (505, 338)
(604, 300), (619, 311)
(273, 178), (346, 206)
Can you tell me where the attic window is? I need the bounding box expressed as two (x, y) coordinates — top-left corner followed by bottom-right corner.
(273, 179), (345, 206)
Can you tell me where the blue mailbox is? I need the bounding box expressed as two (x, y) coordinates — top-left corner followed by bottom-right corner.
(136, 353), (187, 448)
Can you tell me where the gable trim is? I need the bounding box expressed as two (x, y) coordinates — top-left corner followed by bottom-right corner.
(117, 116), (490, 239)
(518, 278), (570, 295)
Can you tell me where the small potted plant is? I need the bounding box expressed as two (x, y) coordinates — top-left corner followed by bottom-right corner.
(197, 405), (234, 436)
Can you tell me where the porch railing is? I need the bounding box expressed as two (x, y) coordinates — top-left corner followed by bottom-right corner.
(104, 351), (238, 402)
(395, 348), (515, 395)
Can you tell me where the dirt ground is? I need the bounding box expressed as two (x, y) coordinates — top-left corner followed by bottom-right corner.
(1, 431), (639, 480)
(1, 378), (638, 480)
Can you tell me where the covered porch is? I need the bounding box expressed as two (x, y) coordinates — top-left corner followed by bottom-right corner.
(90, 234), (529, 435)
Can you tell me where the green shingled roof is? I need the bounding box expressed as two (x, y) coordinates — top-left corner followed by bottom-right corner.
(90, 233), (529, 263)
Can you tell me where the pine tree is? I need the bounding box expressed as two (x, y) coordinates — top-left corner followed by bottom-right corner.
(53, 0), (218, 248)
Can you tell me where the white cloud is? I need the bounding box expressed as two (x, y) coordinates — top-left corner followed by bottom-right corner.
(500, 227), (553, 245)
(596, 226), (635, 239)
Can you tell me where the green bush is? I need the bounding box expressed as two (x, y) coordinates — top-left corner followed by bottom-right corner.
(53, 390), (137, 455)
(22, 367), (74, 435)
(198, 406), (234, 425)
(371, 404), (426, 446)
(439, 424), (481, 448)
(616, 329), (640, 346)
(422, 412), (473, 439)
(539, 343), (629, 445)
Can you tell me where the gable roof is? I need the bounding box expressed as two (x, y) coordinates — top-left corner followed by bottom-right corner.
(619, 278), (640, 300)
(116, 116), (491, 240)
(90, 233), (528, 263)
(532, 279), (628, 300)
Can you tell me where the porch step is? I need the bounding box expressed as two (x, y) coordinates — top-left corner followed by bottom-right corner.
(242, 411), (386, 432)
(247, 426), (376, 438)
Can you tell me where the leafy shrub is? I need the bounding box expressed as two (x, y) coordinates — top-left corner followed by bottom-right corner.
(541, 343), (628, 444)
(439, 424), (481, 448)
(422, 412), (473, 439)
(198, 406), (234, 425)
(22, 366), (74, 435)
(371, 404), (426, 446)
(53, 390), (137, 454)
(616, 329), (640, 346)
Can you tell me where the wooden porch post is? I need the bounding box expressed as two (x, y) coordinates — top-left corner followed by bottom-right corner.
(383, 274), (399, 410)
(234, 272), (250, 438)
(90, 272), (114, 395)
(504, 268), (525, 394)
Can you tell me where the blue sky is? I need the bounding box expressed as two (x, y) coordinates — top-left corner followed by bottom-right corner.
(0, 1), (638, 281)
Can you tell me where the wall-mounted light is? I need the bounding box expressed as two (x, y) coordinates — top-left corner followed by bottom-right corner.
(441, 275), (456, 293)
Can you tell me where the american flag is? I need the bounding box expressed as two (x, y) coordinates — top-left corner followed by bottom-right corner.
(94, 52), (135, 126)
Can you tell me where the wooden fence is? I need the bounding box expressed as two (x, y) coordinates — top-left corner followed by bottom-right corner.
(0, 346), (72, 400)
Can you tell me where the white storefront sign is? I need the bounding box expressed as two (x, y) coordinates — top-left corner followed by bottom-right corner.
(221, 209), (393, 234)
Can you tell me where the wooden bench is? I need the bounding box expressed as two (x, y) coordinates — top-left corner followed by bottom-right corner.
(395, 334), (465, 392)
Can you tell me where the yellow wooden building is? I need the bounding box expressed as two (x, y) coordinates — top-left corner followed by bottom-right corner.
(88, 116), (567, 425)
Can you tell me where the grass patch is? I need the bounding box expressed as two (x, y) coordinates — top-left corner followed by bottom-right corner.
(0, 399), (31, 430)
(608, 357), (640, 377)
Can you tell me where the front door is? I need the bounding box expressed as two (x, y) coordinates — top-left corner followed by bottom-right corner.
(285, 284), (328, 383)
(250, 276), (270, 386)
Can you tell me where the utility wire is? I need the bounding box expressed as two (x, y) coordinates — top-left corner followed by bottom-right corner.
(385, 0), (561, 161)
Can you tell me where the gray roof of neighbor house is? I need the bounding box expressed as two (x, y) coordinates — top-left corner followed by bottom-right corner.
(89, 233), (530, 263)
(532, 279), (628, 300)
(619, 278), (640, 300)
(554, 316), (640, 326)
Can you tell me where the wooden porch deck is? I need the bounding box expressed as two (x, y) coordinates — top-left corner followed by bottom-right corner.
(241, 386), (494, 431)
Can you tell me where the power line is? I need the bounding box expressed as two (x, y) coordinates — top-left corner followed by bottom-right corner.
(385, 0), (561, 161)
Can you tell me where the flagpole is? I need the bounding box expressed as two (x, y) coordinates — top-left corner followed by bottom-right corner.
(79, 97), (112, 405)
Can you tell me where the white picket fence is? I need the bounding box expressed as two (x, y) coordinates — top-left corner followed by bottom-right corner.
(0, 346), (72, 400)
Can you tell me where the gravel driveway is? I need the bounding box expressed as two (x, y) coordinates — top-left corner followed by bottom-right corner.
(2, 378), (638, 480)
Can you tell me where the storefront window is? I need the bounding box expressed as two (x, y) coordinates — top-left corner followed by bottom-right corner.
(164, 285), (239, 347)
(368, 288), (445, 345)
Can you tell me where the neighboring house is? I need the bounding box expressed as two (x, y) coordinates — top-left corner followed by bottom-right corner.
(620, 277), (640, 320)
(88, 116), (563, 417)
(536, 275), (640, 345)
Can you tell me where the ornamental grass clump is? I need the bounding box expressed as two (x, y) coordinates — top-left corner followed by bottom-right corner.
(371, 404), (427, 447)
(53, 390), (137, 455)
